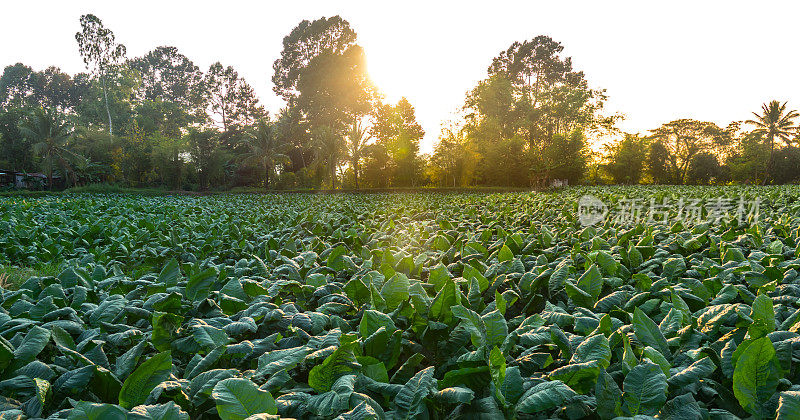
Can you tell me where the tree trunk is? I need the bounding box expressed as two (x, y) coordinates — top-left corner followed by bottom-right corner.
(330, 161), (336, 190)
(102, 75), (113, 140)
(264, 163), (270, 192)
(48, 162), (53, 191)
(354, 161), (359, 190)
(763, 134), (775, 186)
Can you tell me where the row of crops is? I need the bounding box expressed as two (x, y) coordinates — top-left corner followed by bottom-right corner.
(1, 187), (800, 419)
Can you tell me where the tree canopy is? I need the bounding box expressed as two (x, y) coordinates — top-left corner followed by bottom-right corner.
(0, 14), (798, 191)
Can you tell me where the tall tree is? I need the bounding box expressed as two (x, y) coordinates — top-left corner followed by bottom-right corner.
(0, 63), (35, 110)
(240, 120), (290, 191)
(686, 151), (721, 185)
(295, 45), (375, 133)
(75, 14), (127, 140)
(18, 108), (84, 189)
(0, 108), (34, 170)
(430, 128), (476, 187)
(0, 64), (85, 113)
(345, 118), (371, 189)
(746, 100), (798, 184)
(648, 119), (725, 184)
(647, 140), (672, 184)
(129, 46), (204, 136)
(462, 35), (609, 185)
(203, 62), (265, 134)
(187, 128), (224, 191)
(311, 126), (344, 189)
(273, 16), (373, 178)
(603, 134), (648, 184)
(272, 16), (358, 101)
(129, 46), (202, 105)
(371, 98), (424, 186)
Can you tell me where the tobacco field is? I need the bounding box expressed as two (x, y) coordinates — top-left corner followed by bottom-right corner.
(1, 187), (800, 419)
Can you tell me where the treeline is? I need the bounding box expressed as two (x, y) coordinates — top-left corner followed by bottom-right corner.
(1, 15), (798, 191)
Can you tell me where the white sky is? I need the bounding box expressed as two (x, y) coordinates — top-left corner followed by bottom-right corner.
(2, 1), (799, 153)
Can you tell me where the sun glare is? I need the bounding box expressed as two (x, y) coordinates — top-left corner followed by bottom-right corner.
(367, 53), (409, 104)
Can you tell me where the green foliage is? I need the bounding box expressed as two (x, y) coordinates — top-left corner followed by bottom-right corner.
(212, 378), (277, 419)
(0, 186), (800, 418)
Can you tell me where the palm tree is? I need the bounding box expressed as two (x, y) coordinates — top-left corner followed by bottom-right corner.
(241, 120), (290, 191)
(18, 108), (84, 190)
(747, 100), (799, 184)
(345, 118), (371, 189)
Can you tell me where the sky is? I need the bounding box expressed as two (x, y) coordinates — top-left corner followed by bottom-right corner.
(2, 1), (799, 153)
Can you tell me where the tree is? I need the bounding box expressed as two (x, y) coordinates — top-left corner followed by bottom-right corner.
(462, 35), (610, 186)
(296, 45), (375, 133)
(771, 146), (800, 184)
(272, 16), (358, 101)
(273, 17), (373, 178)
(0, 63), (37, 111)
(75, 14), (127, 140)
(149, 132), (186, 190)
(203, 62), (265, 134)
(0, 107), (34, 171)
(129, 46), (202, 106)
(648, 119), (725, 184)
(360, 143), (391, 188)
(647, 140), (671, 184)
(129, 46), (204, 136)
(430, 128), (477, 187)
(536, 129), (587, 184)
(240, 120), (290, 191)
(115, 122), (153, 187)
(726, 135), (768, 184)
(311, 126), (344, 189)
(274, 106), (312, 173)
(746, 100), (798, 184)
(187, 128), (224, 191)
(371, 98), (424, 186)
(686, 151), (721, 185)
(603, 134), (648, 184)
(18, 108), (84, 189)
(484, 36), (608, 149)
(345, 118), (371, 189)
(0, 64), (85, 113)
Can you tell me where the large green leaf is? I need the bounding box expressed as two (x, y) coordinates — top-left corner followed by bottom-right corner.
(186, 267), (218, 301)
(156, 258), (181, 288)
(130, 402), (189, 420)
(308, 336), (360, 392)
(394, 367), (435, 419)
(570, 334), (611, 369)
(777, 391), (800, 420)
(668, 357), (716, 389)
(451, 305), (487, 347)
(359, 309), (396, 338)
(212, 378), (277, 420)
(516, 380), (577, 415)
(13, 325), (50, 365)
(733, 336), (782, 417)
(595, 370), (622, 419)
(622, 362), (668, 416)
(632, 307), (670, 358)
(67, 402), (136, 420)
(748, 293), (775, 339)
(576, 264), (603, 300)
(119, 351), (173, 409)
(380, 273), (410, 310)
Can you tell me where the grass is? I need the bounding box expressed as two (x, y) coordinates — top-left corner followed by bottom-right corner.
(0, 264), (61, 289)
